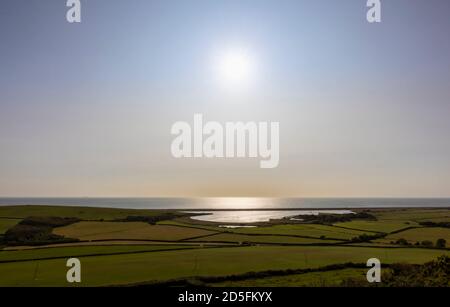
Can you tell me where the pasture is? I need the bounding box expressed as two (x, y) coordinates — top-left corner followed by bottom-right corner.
(188, 233), (342, 244)
(227, 224), (377, 240)
(0, 245), (448, 286)
(209, 268), (368, 287)
(0, 218), (20, 234)
(380, 227), (450, 245)
(53, 221), (217, 241)
(0, 206), (449, 287)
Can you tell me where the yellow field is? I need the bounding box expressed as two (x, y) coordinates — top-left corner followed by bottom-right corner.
(53, 221), (217, 241)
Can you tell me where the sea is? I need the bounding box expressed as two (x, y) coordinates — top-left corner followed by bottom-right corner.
(0, 197), (449, 210)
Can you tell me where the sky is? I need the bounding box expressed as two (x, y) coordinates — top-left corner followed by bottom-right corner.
(1, 0), (450, 197)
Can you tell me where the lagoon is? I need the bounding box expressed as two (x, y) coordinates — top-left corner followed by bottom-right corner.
(187, 210), (354, 223)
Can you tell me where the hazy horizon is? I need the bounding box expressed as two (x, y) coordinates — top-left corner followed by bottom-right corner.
(1, 0), (450, 198)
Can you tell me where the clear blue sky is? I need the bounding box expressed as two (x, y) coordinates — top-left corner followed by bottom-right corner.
(1, 0), (450, 197)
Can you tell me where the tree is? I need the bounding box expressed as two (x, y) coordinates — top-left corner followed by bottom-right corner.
(395, 238), (409, 245)
(421, 240), (433, 247)
(436, 238), (446, 249)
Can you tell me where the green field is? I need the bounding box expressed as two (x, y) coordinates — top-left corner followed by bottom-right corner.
(378, 227), (450, 245)
(0, 245), (448, 286)
(210, 268), (368, 287)
(158, 220), (225, 232)
(0, 206), (449, 287)
(0, 205), (175, 220)
(371, 208), (450, 223)
(226, 224), (377, 240)
(0, 245), (199, 263)
(333, 220), (418, 233)
(188, 233), (342, 244)
(0, 218), (20, 234)
(53, 221), (217, 241)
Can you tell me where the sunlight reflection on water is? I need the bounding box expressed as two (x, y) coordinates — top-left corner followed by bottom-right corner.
(188, 209), (354, 223)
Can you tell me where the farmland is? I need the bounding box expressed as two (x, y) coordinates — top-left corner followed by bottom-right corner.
(53, 222), (216, 241)
(378, 227), (450, 245)
(0, 218), (20, 234)
(0, 205), (449, 287)
(0, 245), (448, 287)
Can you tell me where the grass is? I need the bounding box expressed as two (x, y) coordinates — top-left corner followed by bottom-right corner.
(0, 205), (175, 220)
(378, 227), (450, 245)
(158, 220), (224, 232)
(0, 245), (199, 262)
(0, 218), (20, 234)
(372, 208), (450, 222)
(209, 268), (368, 287)
(53, 221), (217, 241)
(0, 245), (448, 286)
(188, 233), (342, 244)
(227, 224), (376, 240)
(1, 206), (450, 287)
(333, 220), (419, 233)
(2, 241), (225, 251)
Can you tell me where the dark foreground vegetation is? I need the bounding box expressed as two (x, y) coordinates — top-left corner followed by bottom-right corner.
(392, 238), (447, 248)
(124, 262), (370, 287)
(290, 211), (376, 225)
(3, 216), (79, 246)
(124, 256), (450, 287)
(420, 221), (450, 228)
(114, 212), (193, 225)
(342, 256), (450, 287)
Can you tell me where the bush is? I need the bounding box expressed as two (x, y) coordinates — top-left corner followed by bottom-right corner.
(421, 240), (433, 247)
(380, 256), (450, 287)
(340, 256), (450, 287)
(395, 238), (409, 245)
(419, 221), (450, 228)
(116, 213), (182, 225)
(436, 238), (447, 249)
(20, 216), (80, 228)
(290, 211), (377, 225)
(351, 233), (384, 243)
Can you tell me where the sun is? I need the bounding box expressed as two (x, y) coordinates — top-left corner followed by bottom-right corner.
(214, 48), (256, 88)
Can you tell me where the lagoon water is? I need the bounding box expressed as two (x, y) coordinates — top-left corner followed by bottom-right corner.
(188, 210), (354, 223)
(0, 197), (449, 210)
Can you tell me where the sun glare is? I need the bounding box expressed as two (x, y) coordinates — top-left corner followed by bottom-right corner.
(214, 48), (256, 88)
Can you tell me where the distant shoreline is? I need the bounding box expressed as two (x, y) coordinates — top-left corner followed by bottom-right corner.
(1, 196), (450, 210)
(0, 204), (450, 211)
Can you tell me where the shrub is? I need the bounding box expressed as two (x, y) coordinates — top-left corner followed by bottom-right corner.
(381, 256), (450, 287)
(421, 240), (433, 247)
(395, 238), (409, 245)
(436, 238), (447, 249)
(340, 256), (450, 287)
